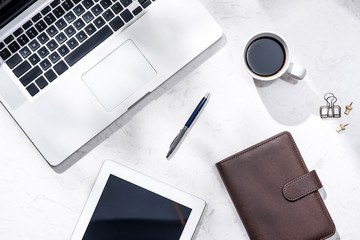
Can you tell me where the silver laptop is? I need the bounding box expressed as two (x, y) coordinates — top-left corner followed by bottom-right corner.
(0, 0), (222, 166)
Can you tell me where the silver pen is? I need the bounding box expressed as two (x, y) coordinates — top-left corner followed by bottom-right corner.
(166, 93), (210, 158)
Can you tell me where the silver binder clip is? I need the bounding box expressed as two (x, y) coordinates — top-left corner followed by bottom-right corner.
(320, 93), (341, 118)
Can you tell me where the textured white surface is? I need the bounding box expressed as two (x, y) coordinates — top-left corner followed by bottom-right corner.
(0, 0), (359, 239)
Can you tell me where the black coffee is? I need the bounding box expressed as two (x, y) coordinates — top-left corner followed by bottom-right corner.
(246, 37), (285, 77)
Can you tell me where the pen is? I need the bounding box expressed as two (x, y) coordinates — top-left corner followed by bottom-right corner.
(166, 93), (210, 158)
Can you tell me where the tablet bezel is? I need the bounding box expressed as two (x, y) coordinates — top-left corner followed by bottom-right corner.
(71, 160), (206, 240)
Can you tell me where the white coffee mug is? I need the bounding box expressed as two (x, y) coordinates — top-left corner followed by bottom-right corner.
(243, 32), (306, 81)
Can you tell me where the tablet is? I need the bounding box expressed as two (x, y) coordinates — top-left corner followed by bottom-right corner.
(71, 160), (205, 240)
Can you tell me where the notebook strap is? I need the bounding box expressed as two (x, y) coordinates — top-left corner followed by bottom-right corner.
(282, 170), (323, 201)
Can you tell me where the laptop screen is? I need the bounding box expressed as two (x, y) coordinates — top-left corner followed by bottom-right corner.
(0, 0), (37, 29)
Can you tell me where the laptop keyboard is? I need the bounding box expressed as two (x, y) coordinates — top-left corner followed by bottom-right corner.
(0, 0), (155, 97)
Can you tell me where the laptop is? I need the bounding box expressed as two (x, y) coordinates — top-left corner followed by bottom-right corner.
(0, 0), (222, 166)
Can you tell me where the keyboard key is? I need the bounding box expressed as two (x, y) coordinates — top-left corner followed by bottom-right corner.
(82, 0), (95, 9)
(46, 25), (59, 37)
(94, 16), (105, 28)
(73, 4), (85, 16)
(141, 0), (151, 8)
(55, 18), (67, 30)
(120, 9), (133, 23)
(55, 32), (68, 44)
(73, 18), (85, 30)
(35, 20), (47, 32)
(58, 44), (70, 56)
(35, 76), (48, 89)
(62, 0), (74, 11)
(13, 28), (24, 37)
(64, 26), (76, 37)
(120, 0), (132, 8)
(66, 37), (79, 49)
(132, 6), (142, 16)
(72, 0), (82, 4)
(17, 34), (29, 46)
(49, 52), (61, 63)
(13, 61), (31, 77)
(47, 40), (59, 51)
(6, 53), (22, 69)
(82, 11), (94, 23)
(53, 6), (65, 18)
(64, 11), (76, 23)
(100, 0), (112, 9)
(32, 13), (42, 23)
(38, 32), (50, 44)
(26, 83), (40, 96)
(38, 46), (50, 58)
(84, 23), (96, 35)
(22, 21), (33, 30)
(0, 42), (4, 50)
(19, 66), (42, 86)
(19, 46), (31, 58)
(8, 41), (20, 53)
(50, 0), (61, 8)
(91, 4), (103, 16)
(0, 48), (11, 60)
(39, 59), (52, 71)
(109, 16), (124, 31)
(44, 69), (57, 82)
(29, 53), (41, 65)
(76, 30), (87, 42)
(4, 35), (14, 44)
(29, 39), (40, 51)
(53, 60), (68, 75)
(44, 13), (56, 25)
(65, 25), (113, 66)
(102, 9), (114, 21)
(41, 6), (51, 15)
(111, 2), (123, 14)
(26, 27), (39, 39)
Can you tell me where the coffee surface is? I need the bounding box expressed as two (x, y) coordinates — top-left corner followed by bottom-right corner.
(246, 37), (285, 77)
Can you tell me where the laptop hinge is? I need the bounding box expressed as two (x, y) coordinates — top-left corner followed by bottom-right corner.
(128, 92), (152, 110)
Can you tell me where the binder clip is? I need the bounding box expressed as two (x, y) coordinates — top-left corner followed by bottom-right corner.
(320, 93), (341, 118)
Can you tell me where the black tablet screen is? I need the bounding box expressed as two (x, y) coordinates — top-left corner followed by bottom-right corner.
(83, 174), (192, 240)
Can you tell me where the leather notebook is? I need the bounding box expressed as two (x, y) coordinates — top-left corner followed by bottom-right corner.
(216, 131), (335, 240)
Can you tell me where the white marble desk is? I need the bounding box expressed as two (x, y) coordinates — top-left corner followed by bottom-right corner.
(1, 0), (359, 239)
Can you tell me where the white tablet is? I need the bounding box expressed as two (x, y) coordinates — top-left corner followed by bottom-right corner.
(71, 160), (205, 240)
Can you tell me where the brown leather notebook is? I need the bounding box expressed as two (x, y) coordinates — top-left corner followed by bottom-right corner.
(216, 132), (335, 240)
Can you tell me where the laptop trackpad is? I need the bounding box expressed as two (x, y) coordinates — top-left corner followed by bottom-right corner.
(82, 40), (157, 112)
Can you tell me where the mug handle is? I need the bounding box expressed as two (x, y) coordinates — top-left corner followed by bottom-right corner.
(286, 63), (306, 80)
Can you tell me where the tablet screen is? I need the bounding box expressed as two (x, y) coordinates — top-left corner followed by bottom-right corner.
(83, 174), (192, 240)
